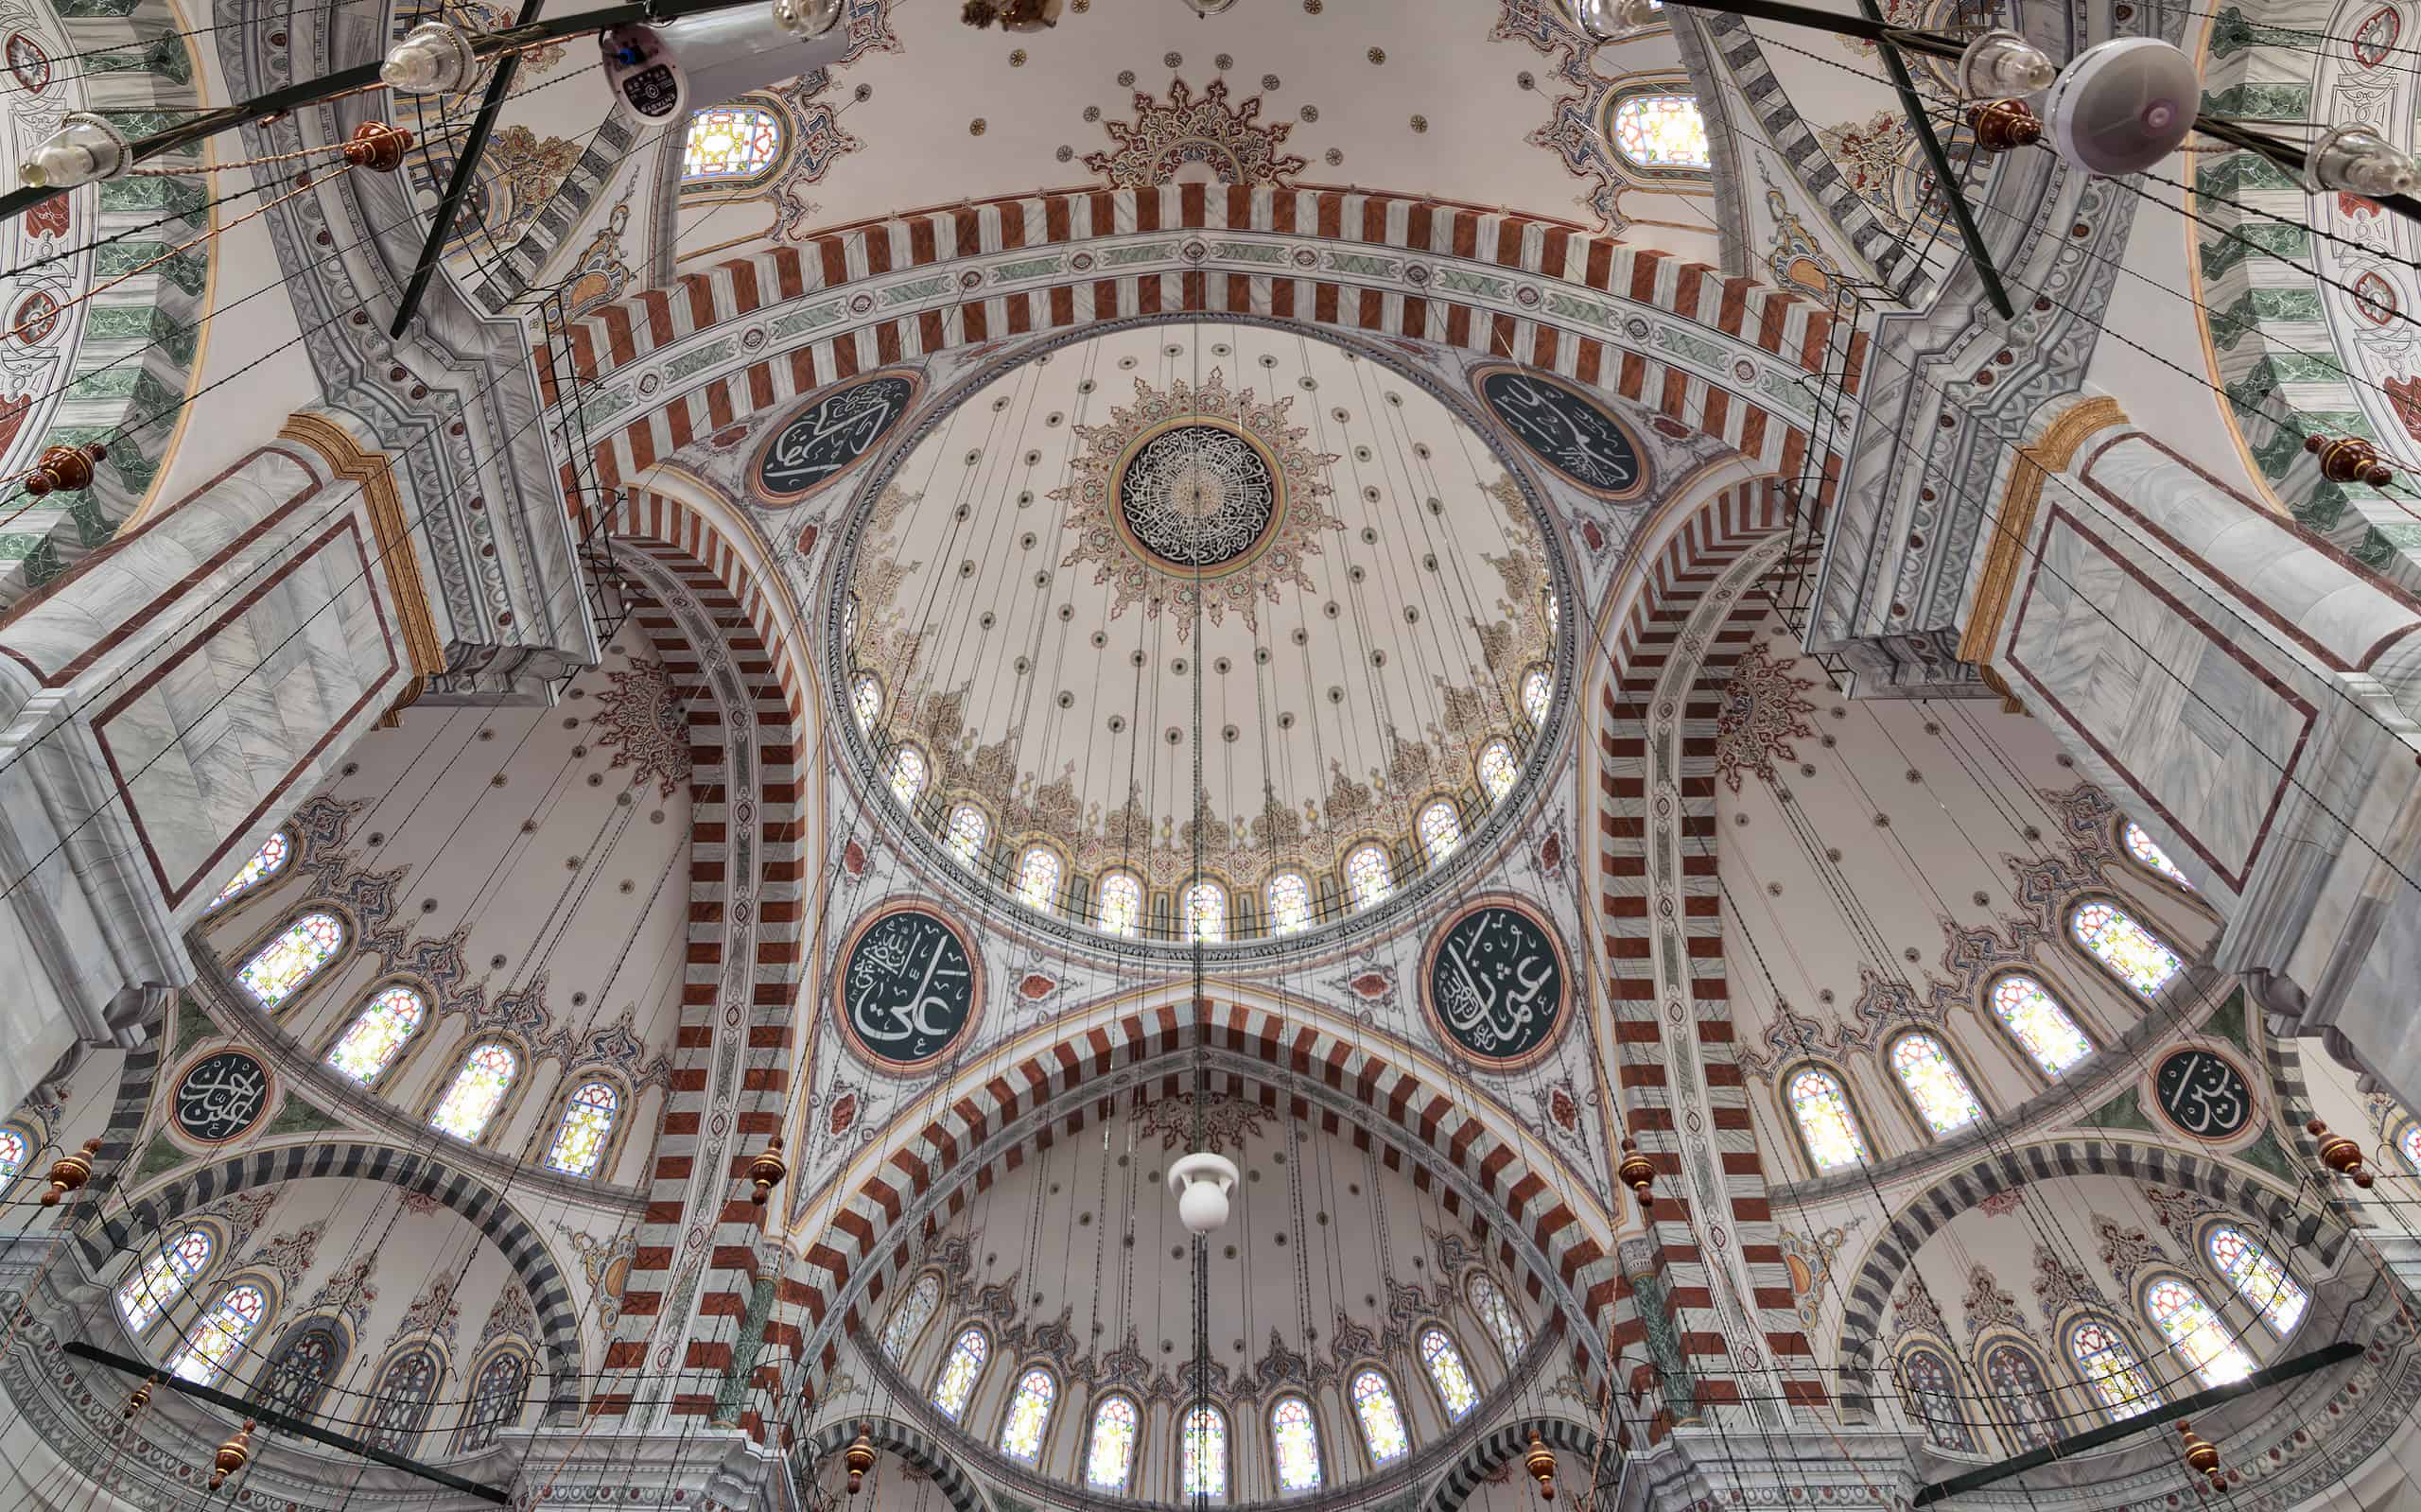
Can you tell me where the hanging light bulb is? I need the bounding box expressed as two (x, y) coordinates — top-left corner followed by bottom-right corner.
(1958, 29), (2057, 97)
(843, 1426), (878, 1494)
(39, 1137), (99, 1206)
(1168, 1151), (1240, 1234)
(2309, 125), (2417, 199)
(382, 20), (478, 94)
(772, 0), (845, 36)
(209, 1420), (254, 1490)
(20, 112), (131, 189)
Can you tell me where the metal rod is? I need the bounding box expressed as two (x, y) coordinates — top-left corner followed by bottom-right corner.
(1853, 0), (2015, 318)
(389, 0), (548, 337)
(62, 1341), (515, 1503)
(1909, 1339), (2360, 1506)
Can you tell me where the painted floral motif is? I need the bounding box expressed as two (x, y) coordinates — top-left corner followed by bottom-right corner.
(1137, 1091), (1269, 1153)
(1087, 77), (1308, 189)
(1715, 638), (1820, 792)
(591, 657), (692, 798)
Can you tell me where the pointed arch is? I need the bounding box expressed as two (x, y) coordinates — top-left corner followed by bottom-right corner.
(1884, 1031), (1984, 1137)
(1977, 1337), (2059, 1453)
(2067, 896), (2184, 998)
(2203, 1222), (2308, 1336)
(931, 1326), (988, 1419)
(1349, 1366), (1412, 1463)
(258, 1317), (348, 1421)
(453, 1344), (532, 1452)
(1783, 1063), (1870, 1172)
(541, 1075), (623, 1177)
(324, 982), (427, 1086)
(205, 830), (292, 912)
(1898, 1346), (1975, 1452)
(2141, 1274), (2255, 1387)
(165, 1280), (270, 1385)
(362, 1342), (447, 1453)
(1269, 1394), (1322, 1491)
(236, 910), (345, 1008)
(880, 1272), (942, 1364)
(1419, 1326), (1481, 1420)
(1084, 1392), (1141, 1489)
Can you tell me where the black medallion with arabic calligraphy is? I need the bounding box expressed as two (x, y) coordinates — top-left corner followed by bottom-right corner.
(752, 372), (920, 506)
(1424, 902), (1566, 1067)
(2153, 1049), (2252, 1139)
(173, 1050), (272, 1143)
(1473, 365), (1646, 500)
(838, 906), (981, 1069)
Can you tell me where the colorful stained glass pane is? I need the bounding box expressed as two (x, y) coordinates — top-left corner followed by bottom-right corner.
(1786, 1066), (1868, 1171)
(1418, 801), (1463, 863)
(2122, 821), (2195, 891)
(543, 1080), (618, 1177)
(889, 746), (929, 807)
(0, 1125), (27, 1190)
(2070, 900), (2183, 997)
(1610, 93), (1712, 168)
(1017, 847), (1062, 912)
(1181, 1405), (1228, 1497)
(1983, 1344), (2057, 1451)
(2067, 1318), (2161, 1420)
(680, 106), (782, 182)
(1419, 1328), (1480, 1419)
(1902, 1348), (1975, 1451)
(206, 830), (291, 912)
(852, 674), (883, 734)
(932, 1328), (987, 1419)
(1350, 1370), (1410, 1463)
(1270, 1396), (1321, 1491)
(945, 805), (988, 868)
(881, 1275), (940, 1364)
(430, 1042), (518, 1142)
(118, 1228), (214, 1333)
(1888, 1034), (1983, 1135)
(1183, 879), (1227, 944)
(1346, 844), (1393, 910)
(1087, 1395), (1140, 1488)
(2145, 1277), (2255, 1387)
(2205, 1225), (2308, 1336)
(1267, 871), (1313, 935)
(166, 1283), (266, 1386)
(1477, 740), (1519, 803)
(998, 1368), (1055, 1461)
(239, 912), (344, 1007)
(326, 984), (427, 1085)
(1990, 974), (2093, 1076)
(1098, 872), (1143, 936)
(2403, 1122), (2421, 1175)
(1521, 668), (1552, 727)
(1469, 1274), (1528, 1358)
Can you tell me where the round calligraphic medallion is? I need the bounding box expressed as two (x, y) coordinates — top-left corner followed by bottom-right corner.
(2152, 1048), (2253, 1140)
(752, 370), (921, 507)
(1113, 420), (1282, 573)
(1471, 363), (1648, 501)
(834, 904), (983, 1071)
(1422, 898), (1569, 1068)
(172, 1049), (274, 1143)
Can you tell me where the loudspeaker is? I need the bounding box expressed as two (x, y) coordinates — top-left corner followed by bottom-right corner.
(602, 1), (853, 125)
(2039, 37), (2198, 177)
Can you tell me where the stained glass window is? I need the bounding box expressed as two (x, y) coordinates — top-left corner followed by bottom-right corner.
(1888, 1033), (1983, 1136)
(1267, 872), (1313, 935)
(1183, 879), (1228, 944)
(2122, 821), (2195, 891)
(1345, 844), (1393, 911)
(932, 1327), (988, 1419)
(1521, 667), (1552, 727)
(1180, 1404), (1228, 1498)
(1418, 800), (1463, 864)
(119, 1228), (214, 1333)
(0, 1124), (27, 1193)
(852, 674), (883, 734)
(2067, 1317), (2161, 1420)
(1270, 1396), (1322, 1491)
(2069, 900), (2183, 998)
(364, 1344), (443, 1452)
(259, 1321), (345, 1421)
(1468, 1274), (1528, 1359)
(1350, 1369), (1410, 1463)
(430, 1041), (518, 1143)
(1477, 740), (1519, 803)
(2403, 1122), (2421, 1174)
(206, 830), (291, 912)
(945, 804), (988, 868)
(2204, 1225), (2308, 1337)
(882, 1274), (940, 1364)
(1098, 872), (1143, 936)
(2144, 1277), (2255, 1387)
(455, 1348), (529, 1452)
(1086, 1395), (1140, 1488)
(166, 1282), (267, 1386)
(326, 984), (427, 1085)
(543, 1079), (619, 1177)
(1983, 1343), (2058, 1451)
(239, 911), (344, 1008)
(1419, 1328), (1480, 1419)
(1902, 1348), (1975, 1451)
(1785, 1066), (1869, 1171)
(1016, 847), (1062, 913)
(1609, 93), (1713, 170)
(888, 745), (929, 807)
(679, 105), (783, 183)
(998, 1367), (1056, 1462)
(1989, 974), (2094, 1077)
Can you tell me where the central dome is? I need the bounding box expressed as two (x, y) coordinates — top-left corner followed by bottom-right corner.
(834, 322), (1572, 948)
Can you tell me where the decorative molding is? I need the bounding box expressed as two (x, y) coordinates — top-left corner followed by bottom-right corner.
(1957, 395), (2128, 665)
(275, 413), (446, 680)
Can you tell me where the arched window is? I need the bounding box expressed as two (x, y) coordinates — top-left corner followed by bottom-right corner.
(1269, 1395), (1322, 1492)
(944, 804), (988, 868)
(1180, 1404), (1228, 1498)
(1345, 844), (1393, 910)
(888, 745), (929, 807)
(2068, 899), (2183, 998)
(1468, 1273), (1528, 1360)
(1418, 1327), (1480, 1419)
(258, 1320), (346, 1421)
(166, 1282), (268, 1385)
(1521, 667), (1552, 727)
(1016, 847), (1063, 913)
(1350, 1368), (1411, 1463)
(543, 1079), (620, 1177)
(1988, 974), (2094, 1077)
(1267, 871), (1314, 935)
(0, 1124), (29, 1194)
(1183, 879), (1228, 944)
(1477, 739), (1519, 804)
(363, 1344), (444, 1452)
(1418, 800), (1463, 864)
(2204, 1225), (2308, 1336)
(2144, 1277), (2255, 1387)
(2066, 1317), (2161, 1420)
(932, 1327), (988, 1419)
(1785, 1065), (1869, 1172)
(1085, 1394), (1141, 1489)
(852, 674), (883, 734)
(2402, 1121), (2421, 1174)
(881, 1274), (941, 1364)
(206, 830), (291, 912)
(326, 983), (427, 1085)
(1098, 871), (1144, 936)
(430, 1042), (519, 1143)
(238, 911), (345, 1008)
(2121, 821), (2196, 891)
(679, 105), (783, 184)
(119, 1227), (215, 1333)
(1901, 1347), (1975, 1452)
(1607, 91), (1713, 170)
(998, 1366), (1056, 1462)
(455, 1347), (530, 1452)
(1887, 1033), (1983, 1136)
(1981, 1341), (2058, 1451)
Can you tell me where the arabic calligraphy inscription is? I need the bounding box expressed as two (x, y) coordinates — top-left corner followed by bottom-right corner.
(838, 906), (980, 1069)
(753, 372), (918, 505)
(1472, 366), (1646, 500)
(2152, 1050), (2251, 1139)
(173, 1050), (272, 1142)
(1424, 903), (1565, 1066)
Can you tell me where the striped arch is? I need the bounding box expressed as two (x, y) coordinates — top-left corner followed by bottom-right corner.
(1425, 1416), (1606, 1512)
(800, 1416), (987, 1512)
